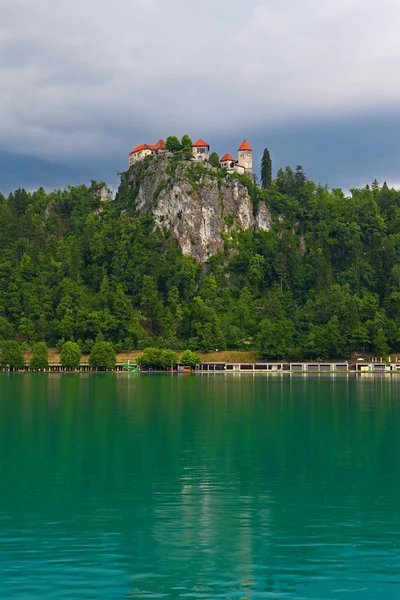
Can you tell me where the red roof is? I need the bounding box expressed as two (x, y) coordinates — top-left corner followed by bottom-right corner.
(129, 139), (166, 155)
(154, 139), (166, 150)
(129, 143), (150, 155)
(220, 153), (235, 162)
(238, 140), (252, 151)
(192, 139), (209, 148)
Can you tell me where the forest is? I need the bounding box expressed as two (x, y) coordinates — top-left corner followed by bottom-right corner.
(1, 153), (400, 360)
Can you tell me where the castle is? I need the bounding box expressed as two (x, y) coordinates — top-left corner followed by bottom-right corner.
(129, 138), (253, 176)
(219, 140), (253, 176)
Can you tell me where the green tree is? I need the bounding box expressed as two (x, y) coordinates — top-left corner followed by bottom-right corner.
(0, 317), (13, 339)
(30, 342), (49, 370)
(257, 318), (295, 359)
(137, 347), (178, 370)
(352, 325), (370, 354)
(306, 325), (330, 360)
(180, 134), (191, 147)
(373, 328), (390, 357)
(294, 165), (307, 190)
(160, 349), (178, 370)
(166, 136), (183, 152)
(181, 134), (193, 160)
(140, 275), (164, 330)
(137, 347), (163, 369)
(0, 341), (24, 370)
(181, 134), (192, 148)
(60, 341), (81, 369)
(260, 148), (272, 189)
(89, 341), (116, 370)
(181, 349), (200, 367)
(275, 166), (295, 196)
(209, 152), (220, 169)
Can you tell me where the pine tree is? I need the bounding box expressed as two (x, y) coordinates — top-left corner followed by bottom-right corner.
(294, 165), (307, 190)
(371, 179), (380, 191)
(260, 148), (272, 189)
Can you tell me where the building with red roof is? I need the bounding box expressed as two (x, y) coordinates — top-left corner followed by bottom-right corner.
(128, 137), (252, 177)
(129, 139), (167, 166)
(219, 140), (253, 176)
(220, 154), (237, 170)
(192, 139), (210, 161)
(238, 140), (252, 151)
(238, 139), (253, 176)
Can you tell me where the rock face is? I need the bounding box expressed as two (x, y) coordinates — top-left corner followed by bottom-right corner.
(96, 185), (113, 202)
(124, 155), (271, 261)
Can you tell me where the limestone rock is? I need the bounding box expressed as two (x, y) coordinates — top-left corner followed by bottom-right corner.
(123, 155), (271, 262)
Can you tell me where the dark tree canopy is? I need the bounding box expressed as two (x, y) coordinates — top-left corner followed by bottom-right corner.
(261, 148), (272, 189)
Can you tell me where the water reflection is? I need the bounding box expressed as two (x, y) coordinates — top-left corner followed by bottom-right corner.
(1, 374), (400, 598)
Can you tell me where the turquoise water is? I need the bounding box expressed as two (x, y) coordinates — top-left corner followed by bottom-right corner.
(1, 374), (400, 599)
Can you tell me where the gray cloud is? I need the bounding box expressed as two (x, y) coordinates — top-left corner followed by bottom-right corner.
(1, 0), (400, 187)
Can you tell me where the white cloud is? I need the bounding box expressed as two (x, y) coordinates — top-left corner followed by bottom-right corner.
(1, 0), (400, 158)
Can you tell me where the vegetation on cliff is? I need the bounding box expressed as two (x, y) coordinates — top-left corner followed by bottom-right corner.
(1, 156), (400, 359)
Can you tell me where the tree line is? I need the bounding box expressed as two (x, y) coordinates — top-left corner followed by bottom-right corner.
(0, 340), (116, 370)
(1, 152), (400, 360)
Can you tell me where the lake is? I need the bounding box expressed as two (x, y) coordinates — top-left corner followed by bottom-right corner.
(1, 374), (400, 599)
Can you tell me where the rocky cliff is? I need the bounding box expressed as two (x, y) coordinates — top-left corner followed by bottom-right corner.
(121, 154), (271, 262)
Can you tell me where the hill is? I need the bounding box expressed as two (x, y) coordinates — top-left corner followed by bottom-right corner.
(1, 154), (400, 359)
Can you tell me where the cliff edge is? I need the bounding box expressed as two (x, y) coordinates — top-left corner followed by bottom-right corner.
(119, 154), (271, 261)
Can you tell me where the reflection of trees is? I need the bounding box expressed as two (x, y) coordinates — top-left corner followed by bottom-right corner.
(2, 374), (400, 596)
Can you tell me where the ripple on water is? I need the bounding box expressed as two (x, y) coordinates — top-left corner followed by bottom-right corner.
(1, 375), (400, 598)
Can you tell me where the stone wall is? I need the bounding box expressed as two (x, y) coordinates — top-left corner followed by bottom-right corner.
(238, 150), (252, 174)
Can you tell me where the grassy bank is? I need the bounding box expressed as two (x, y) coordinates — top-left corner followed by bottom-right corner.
(23, 350), (260, 365)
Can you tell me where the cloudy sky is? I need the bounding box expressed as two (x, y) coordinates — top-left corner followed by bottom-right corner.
(1, 0), (400, 192)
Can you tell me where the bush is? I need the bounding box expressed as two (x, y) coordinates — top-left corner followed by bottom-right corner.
(181, 349), (200, 368)
(0, 341), (24, 370)
(89, 341), (116, 370)
(30, 342), (49, 370)
(137, 347), (178, 370)
(60, 341), (81, 370)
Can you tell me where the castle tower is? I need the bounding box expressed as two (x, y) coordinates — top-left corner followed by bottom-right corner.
(192, 139), (210, 161)
(238, 140), (253, 176)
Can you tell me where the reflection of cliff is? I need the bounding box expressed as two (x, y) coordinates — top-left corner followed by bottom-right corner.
(150, 475), (271, 591)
